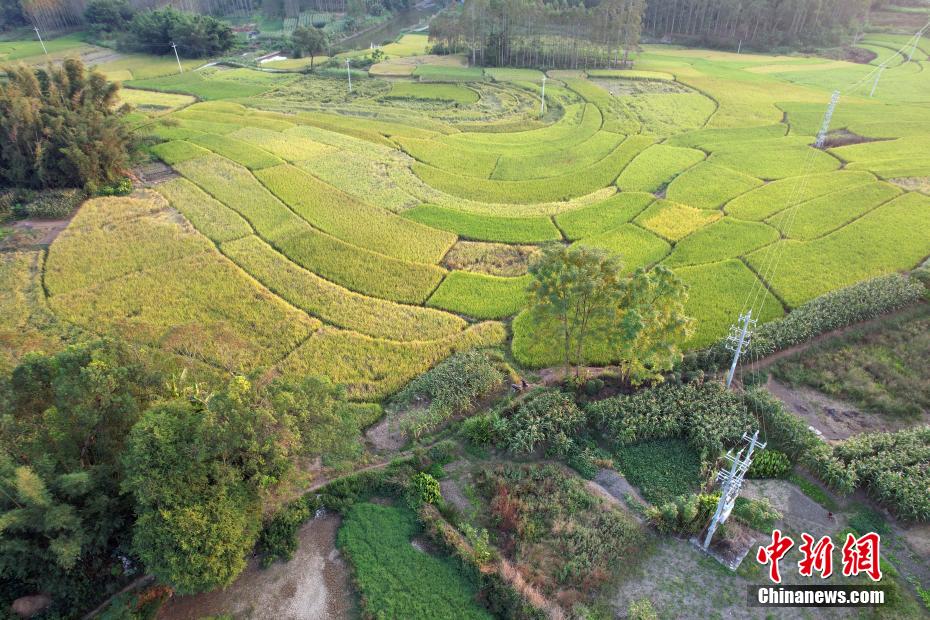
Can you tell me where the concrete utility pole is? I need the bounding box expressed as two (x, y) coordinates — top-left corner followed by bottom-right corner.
(869, 66), (885, 97)
(171, 42), (183, 73)
(540, 75), (547, 114)
(737, 40), (742, 54)
(814, 91), (841, 148)
(909, 33), (922, 61)
(725, 310), (756, 389)
(346, 58), (352, 92)
(34, 26), (48, 57)
(703, 431), (765, 550)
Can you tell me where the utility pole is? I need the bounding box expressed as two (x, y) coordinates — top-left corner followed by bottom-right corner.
(909, 33), (922, 61)
(346, 58), (352, 92)
(814, 91), (841, 149)
(540, 75), (547, 114)
(703, 431), (765, 550)
(737, 40), (742, 54)
(171, 42), (183, 74)
(869, 65), (885, 97)
(724, 310), (755, 389)
(34, 25), (48, 57)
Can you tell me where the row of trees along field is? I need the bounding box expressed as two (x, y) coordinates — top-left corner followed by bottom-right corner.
(643, 0), (873, 48)
(429, 0), (646, 69)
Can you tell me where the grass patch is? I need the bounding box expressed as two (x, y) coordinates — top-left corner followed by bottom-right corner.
(228, 126), (335, 161)
(155, 178), (252, 243)
(149, 140), (211, 165)
(403, 204), (561, 244)
(787, 473), (839, 512)
(725, 170), (877, 220)
(614, 438), (704, 505)
(771, 303), (930, 419)
(413, 65), (486, 82)
(709, 142), (841, 180)
(385, 82), (479, 104)
(255, 164), (455, 263)
(427, 272), (531, 319)
(635, 200), (721, 242)
(222, 235), (467, 341)
(577, 224), (671, 272)
(616, 144), (705, 193)
(189, 133), (284, 170)
(555, 192), (654, 240)
(746, 192), (930, 307)
(128, 68), (295, 100)
(665, 162), (762, 209)
(673, 259), (784, 348)
(664, 218), (779, 267)
(337, 502), (492, 620)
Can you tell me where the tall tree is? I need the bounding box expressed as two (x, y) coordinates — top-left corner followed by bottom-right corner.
(291, 25), (328, 69)
(526, 244), (692, 381)
(526, 244), (626, 376)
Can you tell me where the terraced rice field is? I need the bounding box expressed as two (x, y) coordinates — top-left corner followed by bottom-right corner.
(40, 41), (930, 395)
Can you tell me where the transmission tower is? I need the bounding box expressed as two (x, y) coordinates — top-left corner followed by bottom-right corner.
(724, 311), (756, 388)
(870, 66), (885, 97)
(814, 91), (841, 149)
(703, 431), (765, 550)
(346, 59), (352, 92)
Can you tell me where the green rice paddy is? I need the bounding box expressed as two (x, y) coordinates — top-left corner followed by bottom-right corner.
(22, 32), (930, 389)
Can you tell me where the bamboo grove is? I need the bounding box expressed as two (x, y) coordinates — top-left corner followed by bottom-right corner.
(429, 0), (646, 69)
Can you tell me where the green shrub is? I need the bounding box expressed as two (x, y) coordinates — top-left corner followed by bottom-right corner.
(732, 497), (781, 531)
(407, 472), (441, 507)
(747, 450), (792, 479)
(459, 411), (501, 446)
(615, 438), (704, 504)
(646, 493), (718, 534)
(787, 473), (839, 512)
(427, 440), (459, 467)
(848, 505), (891, 537)
(394, 351), (504, 439)
(499, 390), (586, 458)
(815, 428), (930, 521)
(587, 382), (755, 459)
(628, 598), (659, 620)
(97, 177), (133, 197)
(13, 189), (85, 219)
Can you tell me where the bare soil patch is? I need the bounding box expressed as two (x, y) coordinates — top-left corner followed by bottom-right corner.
(0, 218), (70, 251)
(765, 378), (924, 441)
(610, 537), (858, 619)
(442, 240), (539, 277)
(136, 161), (180, 186)
(743, 479), (846, 537)
(588, 468), (648, 519)
(158, 514), (352, 620)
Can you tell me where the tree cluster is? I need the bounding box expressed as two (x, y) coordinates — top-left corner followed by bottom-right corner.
(0, 59), (134, 192)
(0, 340), (364, 615)
(525, 244), (693, 384)
(124, 7), (236, 57)
(83, 0), (134, 35)
(0, 0), (27, 29)
(429, 0), (646, 69)
(643, 0), (872, 49)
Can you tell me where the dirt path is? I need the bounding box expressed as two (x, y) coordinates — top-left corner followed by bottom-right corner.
(158, 515), (352, 620)
(587, 469), (648, 521)
(0, 218), (71, 252)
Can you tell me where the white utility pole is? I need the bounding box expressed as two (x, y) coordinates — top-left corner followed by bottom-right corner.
(869, 66), (885, 97)
(346, 58), (352, 92)
(540, 75), (547, 114)
(703, 431), (765, 550)
(737, 40), (742, 54)
(725, 310), (756, 389)
(814, 91), (841, 149)
(34, 26), (48, 57)
(171, 43), (183, 73)
(909, 33), (922, 61)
